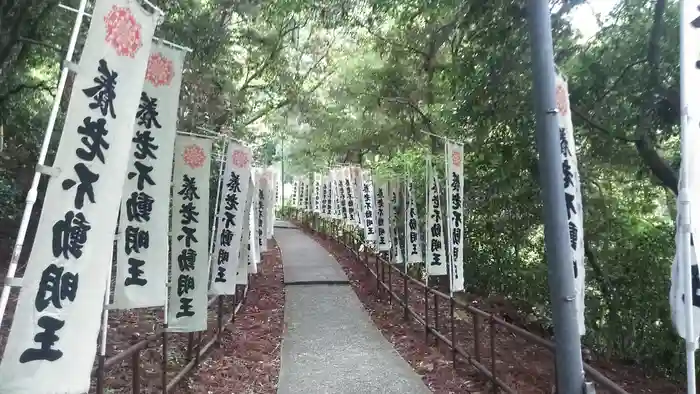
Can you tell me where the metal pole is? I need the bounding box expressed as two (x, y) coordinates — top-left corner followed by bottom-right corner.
(526, 1), (585, 393)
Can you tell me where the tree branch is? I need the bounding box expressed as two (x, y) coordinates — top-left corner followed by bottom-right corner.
(0, 80), (54, 105)
(570, 105), (635, 142)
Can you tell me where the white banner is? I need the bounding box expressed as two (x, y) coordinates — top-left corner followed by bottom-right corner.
(361, 170), (377, 241)
(555, 71), (585, 335)
(238, 177), (255, 284)
(374, 180), (391, 251)
(352, 166), (364, 228)
(112, 42), (185, 309)
(426, 157), (447, 275)
(332, 169), (341, 219)
(0, 1), (158, 391)
(321, 174), (329, 217)
(248, 174), (261, 270)
(291, 178), (298, 207)
(257, 170), (268, 254)
(167, 135), (211, 332)
(209, 142), (251, 295)
(313, 172), (322, 213)
(343, 167), (358, 225)
(390, 181), (404, 264)
(446, 142), (465, 292)
(405, 180), (422, 264)
(671, 2), (700, 344)
(266, 169), (275, 240)
(339, 169), (349, 221)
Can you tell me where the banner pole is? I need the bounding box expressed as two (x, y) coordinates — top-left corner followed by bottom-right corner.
(0, 0), (89, 330)
(526, 0), (585, 392)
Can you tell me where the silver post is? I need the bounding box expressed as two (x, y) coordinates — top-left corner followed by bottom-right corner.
(526, 1), (585, 392)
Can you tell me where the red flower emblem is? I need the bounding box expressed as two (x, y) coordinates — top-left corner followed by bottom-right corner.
(146, 52), (174, 87)
(555, 82), (569, 116)
(104, 5), (143, 58)
(183, 144), (206, 169)
(452, 151), (461, 167)
(231, 150), (250, 168)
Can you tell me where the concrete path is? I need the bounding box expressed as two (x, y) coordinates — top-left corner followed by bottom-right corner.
(275, 225), (431, 394)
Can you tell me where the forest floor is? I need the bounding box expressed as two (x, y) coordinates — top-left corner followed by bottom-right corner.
(309, 230), (684, 394)
(0, 238), (285, 394)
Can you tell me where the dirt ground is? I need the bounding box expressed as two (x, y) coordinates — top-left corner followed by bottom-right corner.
(307, 228), (683, 394)
(0, 238), (284, 394)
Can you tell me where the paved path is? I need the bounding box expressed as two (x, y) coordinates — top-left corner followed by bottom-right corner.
(275, 224), (431, 394)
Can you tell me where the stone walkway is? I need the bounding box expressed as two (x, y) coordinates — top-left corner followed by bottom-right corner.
(275, 222), (431, 394)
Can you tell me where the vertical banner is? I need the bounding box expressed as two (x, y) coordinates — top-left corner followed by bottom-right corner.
(321, 174), (329, 218)
(0, 1), (158, 392)
(446, 142), (465, 292)
(113, 42), (185, 309)
(257, 170), (268, 254)
(167, 135), (211, 332)
(266, 169), (276, 240)
(314, 172), (322, 213)
(426, 157), (447, 276)
(374, 179), (391, 251)
(238, 178), (255, 283)
(352, 166), (364, 228)
(405, 180), (422, 264)
(361, 170), (377, 241)
(305, 175), (312, 211)
(339, 168), (349, 221)
(298, 176), (305, 211)
(248, 175), (261, 270)
(209, 142), (251, 295)
(344, 167), (357, 226)
(390, 181), (404, 263)
(332, 169), (341, 219)
(291, 178), (298, 207)
(555, 71), (585, 335)
(671, 3), (700, 346)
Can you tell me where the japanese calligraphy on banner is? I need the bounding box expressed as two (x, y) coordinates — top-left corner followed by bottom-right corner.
(265, 168), (276, 240)
(338, 169), (349, 221)
(314, 172), (322, 213)
(0, 1), (158, 391)
(344, 167), (357, 226)
(257, 169), (268, 254)
(405, 180), (422, 264)
(238, 177), (255, 282)
(361, 170), (377, 241)
(446, 142), (465, 292)
(321, 174), (329, 217)
(298, 176), (306, 211)
(167, 135), (211, 333)
(555, 70), (585, 335)
(209, 142), (251, 295)
(112, 42), (185, 310)
(332, 169), (342, 219)
(291, 178), (298, 207)
(390, 181), (404, 264)
(352, 166), (364, 228)
(374, 180), (391, 251)
(426, 157), (447, 276)
(249, 174), (261, 269)
(305, 175), (312, 211)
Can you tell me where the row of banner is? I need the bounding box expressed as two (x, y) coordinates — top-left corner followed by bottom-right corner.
(287, 70), (586, 336)
(0, 0), (278, 392)
(288, 143), (467, 293)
